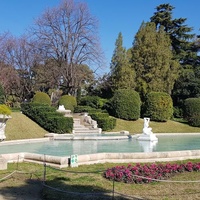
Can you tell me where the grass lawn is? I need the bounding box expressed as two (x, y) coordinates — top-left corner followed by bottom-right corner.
(1, 161), (200, 200)
(111, 118), (200, 134)
(5, 112), (48, 140)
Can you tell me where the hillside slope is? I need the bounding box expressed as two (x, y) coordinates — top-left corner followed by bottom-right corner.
(5, 112), (48, 140)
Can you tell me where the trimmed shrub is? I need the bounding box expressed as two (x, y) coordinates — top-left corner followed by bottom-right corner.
(59, 95), (77, 112)
(32, 92), (51, 105)
(0, 104), (11, 115)
(108, 89), (141, 120)
(184, 98), (200, 126)
(21, 103), (73, 133)
(74, 106), (95, 113)
(144, 92), (173, 122)
(97, 117), (116, 131)
(90, 112), (109, 121)
(79, 96), (106, 109)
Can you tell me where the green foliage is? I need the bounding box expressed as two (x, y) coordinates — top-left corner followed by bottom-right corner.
(150, 3), (198, 109)
(184, 98), (200, 127)
(131, 22), (179, 98)
(173, 106), (183, 118)
(32, 92), (51, 105)
(144, 92), (173, 122)
(89, 111), (116, 131)
(109, 89), (141, 120)
(96, 117), (116, 131)
(59, 95), (77, 112)
(110, 32), (135, 91)
(0, 84), (5, 104)
(0, 104), (11, 115)
(79, 96), (105, 109)
(73, 105), (98, 113)
(21, 103), (73, 133)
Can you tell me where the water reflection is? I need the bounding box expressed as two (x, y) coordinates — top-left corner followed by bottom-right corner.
(138, 140), (158, 152)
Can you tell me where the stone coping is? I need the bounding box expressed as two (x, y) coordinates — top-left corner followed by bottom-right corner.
(2, 150), (200, 168)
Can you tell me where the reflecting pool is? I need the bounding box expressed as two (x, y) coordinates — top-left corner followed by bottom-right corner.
(0, 134), (200, 156)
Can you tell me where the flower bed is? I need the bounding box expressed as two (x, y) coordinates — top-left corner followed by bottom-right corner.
(103, 162), (200, 184)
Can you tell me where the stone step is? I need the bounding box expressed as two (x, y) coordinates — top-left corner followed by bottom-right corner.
(73, 128), (101, 134)
(72, 115), (101, 134)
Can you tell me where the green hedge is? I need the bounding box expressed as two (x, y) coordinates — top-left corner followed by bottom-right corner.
(184, 98), (200, 127)
(79, 96), (106, 109)
(21, 103), (73, 133)
(108, 89), (141, 120)
(59, 95), (77, 112)
(144, 92), (173, 122)
(97, 117), (116, 131)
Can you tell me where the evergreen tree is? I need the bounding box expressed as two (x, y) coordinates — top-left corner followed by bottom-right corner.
(131, 22), (179, 99)
(150, 3), (199, 107)
(150, 3), (195, 60)
(110, 32), (135, 91)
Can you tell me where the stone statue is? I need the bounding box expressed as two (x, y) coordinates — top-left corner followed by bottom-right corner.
(137, 117), (158, 141)
(143, 118), (153, 135)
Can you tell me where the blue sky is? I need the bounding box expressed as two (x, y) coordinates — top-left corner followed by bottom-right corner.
(0, 0), (199, 73)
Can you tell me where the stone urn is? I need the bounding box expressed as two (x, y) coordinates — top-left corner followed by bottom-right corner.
(0, 105), (12, 141)
(0, 114), (11, 141)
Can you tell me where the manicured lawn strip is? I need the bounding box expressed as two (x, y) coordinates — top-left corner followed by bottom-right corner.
(112, 118), (200, 133)
(1, 161), (200, 200)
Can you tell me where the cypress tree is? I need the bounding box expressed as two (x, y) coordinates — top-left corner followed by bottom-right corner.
(110, 32), (135, 91)
(131, 22), (179, 99)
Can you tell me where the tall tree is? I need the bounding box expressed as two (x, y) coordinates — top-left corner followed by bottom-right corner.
(110, 32), (135, 91)
(150, 3), (195, 60)
(131, 22), (179, 99)
(150, 3), (198, 106)
(30, 0), (103, 95)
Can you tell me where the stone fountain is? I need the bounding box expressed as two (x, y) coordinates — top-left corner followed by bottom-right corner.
(137, 118), (158, 141)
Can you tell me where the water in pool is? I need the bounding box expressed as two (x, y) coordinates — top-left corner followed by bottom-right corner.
(0, 134), (200, 156)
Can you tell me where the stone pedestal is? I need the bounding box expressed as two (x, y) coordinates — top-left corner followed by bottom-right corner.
(0, 115), (11, 141)
(0, 156), (7, 170)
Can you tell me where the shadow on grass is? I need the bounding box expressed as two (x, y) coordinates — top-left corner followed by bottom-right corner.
(0, 179), (43, 200)
(0, 178), (143, 200)
(42, 178), (142, 200)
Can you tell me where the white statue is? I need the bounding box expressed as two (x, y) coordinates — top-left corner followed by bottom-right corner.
(137, 117), (158, 141)
(143, 118), (153, 135)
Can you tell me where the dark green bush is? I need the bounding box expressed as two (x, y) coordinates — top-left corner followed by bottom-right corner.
(79, 96), (106, 109)
(74, 106), (95, 113)
(59, 95), (77, 112)
(97, 117), (116, 131)
(144, 92), (173, 122)
(184, 98), (200, 127)
(21, 103), (73, 133)
(108, 89), (141, 120)
(32, 92), (51, 105)
(173, 106), (183, 118)
(90, 112), (109, 121)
